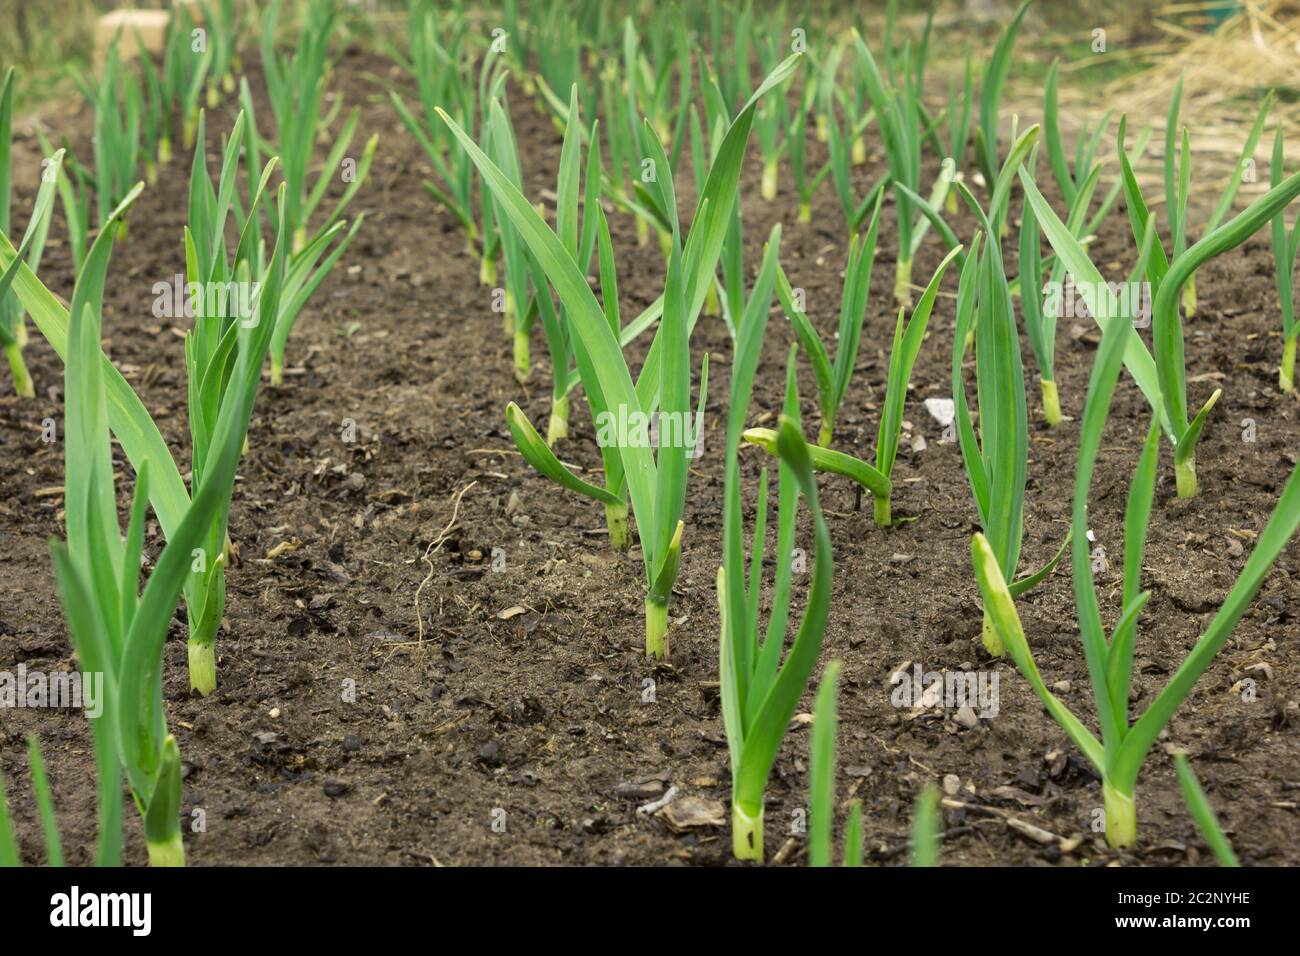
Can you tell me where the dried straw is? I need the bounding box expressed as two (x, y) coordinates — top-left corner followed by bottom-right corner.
(1088, 1), (1300, 207)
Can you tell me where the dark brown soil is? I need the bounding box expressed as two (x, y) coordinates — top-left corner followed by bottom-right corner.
(2, 47), (1298, 867)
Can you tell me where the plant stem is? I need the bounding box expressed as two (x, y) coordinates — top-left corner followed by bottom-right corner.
(732, 801), (764, 861)
(817, 419), (833, 448)
(945, 188), (958, 215)
(546, 394), (569, 445)
(291, 226), (307, 256)
(851, 135), (867, 166)
(1281, 336), (1296, 392)
(761, 158), (778, 200)
(1175, 456), (1198, 498)
(269, 356), (284, 386)
(188, 638), (217, 696)
(3, 340), (34, 398)
(146, 830), (186, 867)
(658, 228), (672, 262)
(815, 113), (829, 144)
(605, 500), (630, 551)
(635, 215), (649, 247)
(1041, 377), (1062, 426)
(894, 256), (913, 306)
(480, 254), (496, 288)
(1103, 780), (1137, 849)
(158, 136), (172, 166)
(645, 596), (668, 659)
(798, 199), (811, 223)
(703, 279), (720, 316)
(91, 725), (123, 866)
(1182, 273), (1197, 318)
(873, 494), (891, 527)
(981, 607), (1004, 657)
(512, 326), (530, 380)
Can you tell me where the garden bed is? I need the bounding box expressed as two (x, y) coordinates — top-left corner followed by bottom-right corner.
(1, 45), (1297, 866)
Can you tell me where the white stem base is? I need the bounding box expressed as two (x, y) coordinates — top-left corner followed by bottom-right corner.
(732, 802), (764, 861)
(147, 831), (186, 868)
(981, 608), (1003, 657)
(1041, 378), (1061, 426)
(546, 396), (569, 445)
(1103, 781), (1136, 849)
(605, 502), (630, 551)
(645, 598), (668, 659)
(894, 257), (913, 306)
(188, 640), (216, 696)
(1175, 457), (1198, 499)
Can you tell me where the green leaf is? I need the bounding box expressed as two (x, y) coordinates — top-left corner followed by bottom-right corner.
(25, 737), (62, 867)
(733, 416), (834, 814)
(834, 197), (883, 410)
(976, 0), (1030, 184)
(877, 245), (960, 478)
(971, 533), (1105, 769)
(142, 735), (184, 864)
(951, 231), (989, 520)
(1043, 60), (1074, 204)
(1006, 525), (1070, 598)
(911, 785), (940, 867)
(0, 184), (194, 538)
(775, 264), (833, 424)
(809, 661), (841, 868)
(1173, 754), (1239, 867)
(1206, 92), (1272, 232)
(505, 401), (622, 506)
(437, 104), (660, 567)
(1116, 453), (1300, 790)
(0, 766), (16, 867)
(743, 427), (891, 499)
(1155, 165), (1300, 438)
(1175, 389), (1221, 466)
(1069, 283), (1139, 753)
(1019, 166), (1173, 441)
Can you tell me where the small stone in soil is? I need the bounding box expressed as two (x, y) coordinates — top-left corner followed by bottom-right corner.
(614, 778), (665, 800)
(659, 795), (726, 831)
(322, 779), (352, 798)
(477, 741), (502, 766)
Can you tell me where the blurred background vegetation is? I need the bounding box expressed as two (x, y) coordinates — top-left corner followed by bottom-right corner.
(0, 0), (1246, 112)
